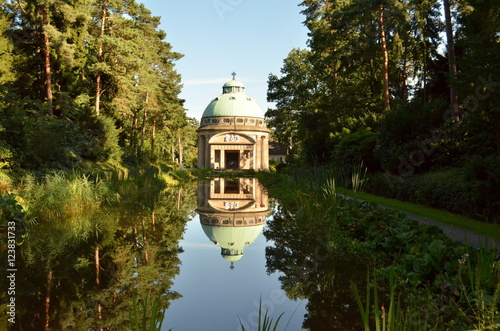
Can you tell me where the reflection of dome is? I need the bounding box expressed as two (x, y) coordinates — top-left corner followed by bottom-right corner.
(201, 223), (264, 262)
(201, 79), (265, 119)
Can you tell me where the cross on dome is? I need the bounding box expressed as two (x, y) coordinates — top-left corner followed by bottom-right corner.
(231, 71), (236, 80)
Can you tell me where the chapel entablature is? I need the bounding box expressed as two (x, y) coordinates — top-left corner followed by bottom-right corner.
(198, 116), (268, 130)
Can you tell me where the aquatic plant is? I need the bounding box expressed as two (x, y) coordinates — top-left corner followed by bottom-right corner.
(121, 290), (170, 331)
(22, 172), (117, 223)
(238, 299), (285, 331)
(352, 268), (438, 331)
(456, 246), (500, 330)
(351, 161), (368, 196)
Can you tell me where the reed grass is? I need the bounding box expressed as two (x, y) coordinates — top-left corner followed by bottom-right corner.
(20, 172), (118, 238)
(352, 269), (437, 331)
(238, 299), (285, 331)
(351, 161), (368, 196)
(120, 290), (170, 331)
(457, 247), (500, 330)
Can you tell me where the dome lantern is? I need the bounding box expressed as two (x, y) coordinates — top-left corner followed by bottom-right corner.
(222, 72), (245, 94)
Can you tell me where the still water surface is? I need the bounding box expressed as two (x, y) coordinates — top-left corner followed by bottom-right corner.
(5, 175), (364, 330)
(164, 178), (307, 330)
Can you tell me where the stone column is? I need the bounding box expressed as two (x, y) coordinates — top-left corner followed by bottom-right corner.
(198, 135), (205, 168)
(205, 136), (211, 168)
(262, 135), (269, 170)
(252, 146), (256, 170)
(220, 147), (225, 170)
(260, 136), (266, 170)
(255, 136), (262, 170)
(210, 146), (215, 169)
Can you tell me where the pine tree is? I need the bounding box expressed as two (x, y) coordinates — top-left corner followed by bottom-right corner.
(0, 2), (16, 85)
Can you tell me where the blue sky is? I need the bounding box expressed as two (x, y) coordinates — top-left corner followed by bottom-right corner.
(139, 0), (309, 121)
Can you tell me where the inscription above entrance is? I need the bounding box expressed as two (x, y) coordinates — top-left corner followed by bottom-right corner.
(224, 201), (239, 210)
(225, 134), (240, 142)
(208, 132), (255, 145)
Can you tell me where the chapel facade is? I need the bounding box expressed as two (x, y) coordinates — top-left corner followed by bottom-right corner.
(197, 76), (270, 170)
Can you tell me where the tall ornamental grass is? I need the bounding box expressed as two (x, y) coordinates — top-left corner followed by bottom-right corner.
(23, 172), (118, 223)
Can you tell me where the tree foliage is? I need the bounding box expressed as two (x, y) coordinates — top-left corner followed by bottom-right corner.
(0, 0), (194, 171)
(267, 0), (499, 171)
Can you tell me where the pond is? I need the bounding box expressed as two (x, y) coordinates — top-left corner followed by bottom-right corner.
(4, 172), (498, 330)
(6, 175), (364, 330)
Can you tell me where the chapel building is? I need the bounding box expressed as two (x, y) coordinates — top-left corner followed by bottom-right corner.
(197, 75), (270, 170)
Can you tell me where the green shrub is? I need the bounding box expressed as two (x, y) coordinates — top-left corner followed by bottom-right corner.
(96, 116), (123, 165)
(0, 140), (14, 169)
(22, 116), (87, 169)
(460, 155), (500, 221)
(375, 99), (451, 173)
(333, 131), (381, 173)
(18, 115), (123, 170)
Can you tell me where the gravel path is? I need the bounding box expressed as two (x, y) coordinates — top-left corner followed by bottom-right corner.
(338, 194), (499, 250)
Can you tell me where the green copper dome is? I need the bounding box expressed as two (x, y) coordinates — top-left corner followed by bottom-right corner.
(201, 79), (265, 119)
(201, 223), (264, 262)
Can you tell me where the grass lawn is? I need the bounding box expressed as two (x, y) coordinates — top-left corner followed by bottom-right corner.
(336, 187), (500, 241)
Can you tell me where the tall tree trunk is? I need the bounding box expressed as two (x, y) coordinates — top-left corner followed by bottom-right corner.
(151, 119), (156, 159)
(177, 188), (182, 210)
(378, 4), (390, 111)
(443, 0), (459, 119)
(401, 56), (408, 100)
(132, 114), (138, 156)
(140, 92), (149, 152)
(95, 1), (107, 116)
(41, 5), (53, 115)
(151, 210), (156, 233)
(95, 246), (102, 322)
(423, 46), (428, 102)
(44, 270), (53, 331)
(178, 134), (183, 169)
(95, 246), (100, 286)
(141, 216), (149, 264)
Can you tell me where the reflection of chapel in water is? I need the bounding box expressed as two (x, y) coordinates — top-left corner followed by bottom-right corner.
(197, 74), (270, 170)
(196, 178), (269, 269)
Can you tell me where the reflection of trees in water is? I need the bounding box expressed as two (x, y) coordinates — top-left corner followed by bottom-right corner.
(8, 180), (196, 330)
(264, 204), (368, 331)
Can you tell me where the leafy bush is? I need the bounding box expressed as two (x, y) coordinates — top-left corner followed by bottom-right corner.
(15, 114), (124, 170)
(375, 99), (450, 173)
(0, 140), (14, 169)
(333, 131), (380, 173)
(100, 116), (123, 164)
(21, 116), (87, 169)
(460, 155), (500, 221)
